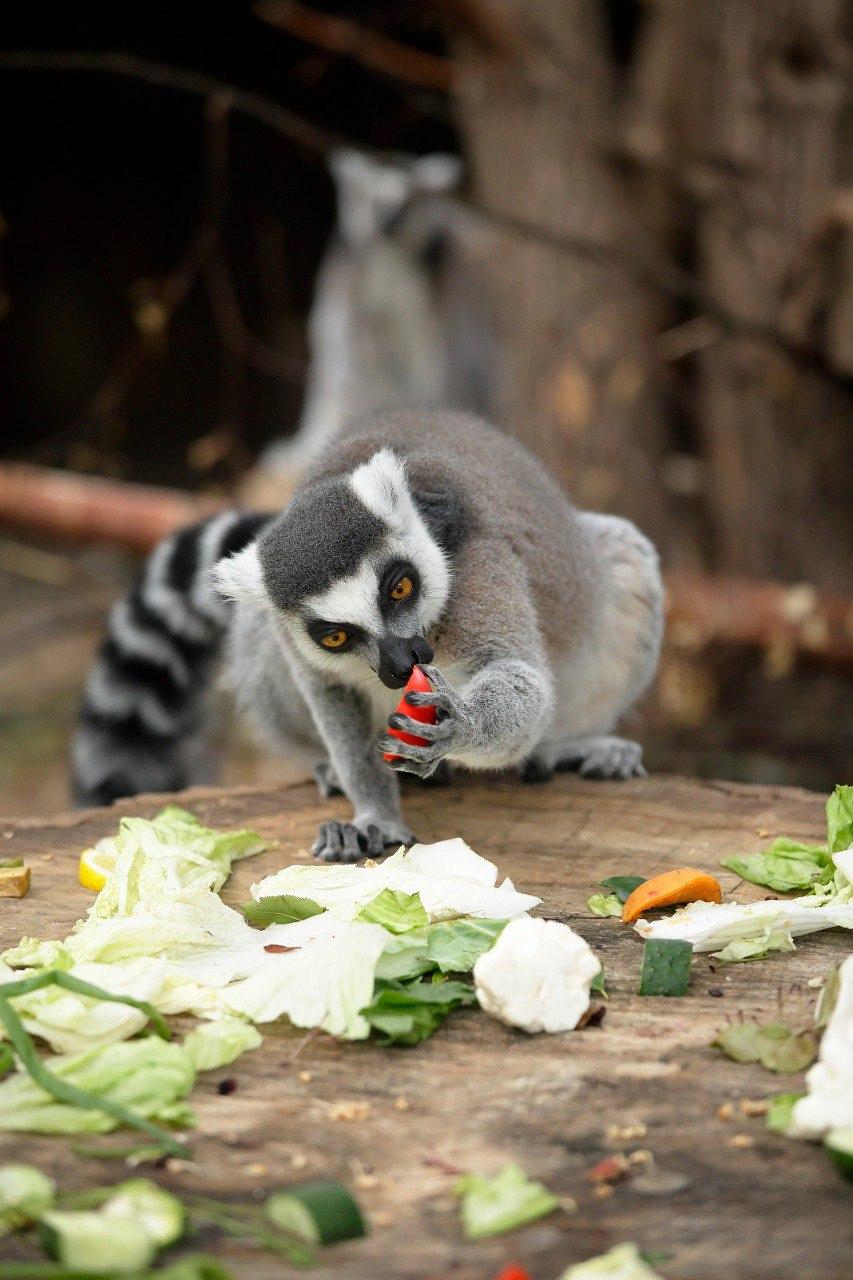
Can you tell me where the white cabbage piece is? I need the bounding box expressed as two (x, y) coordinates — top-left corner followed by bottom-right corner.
(219, 919), (390, 1039)
(559, 1243), (663, 1279)
(251, 837), (540, 923)
(788, 953), (853, 1139)
(473, 916), (601, 1033)
(182, 1019), (262, 1071)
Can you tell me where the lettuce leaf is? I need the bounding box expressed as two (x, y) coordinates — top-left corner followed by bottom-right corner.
(182, 1020), (262, 1072)
(251, 838), (539, 923)
(425, 918), (507, 972)
(827, 785), (853, 853)
(722, 839), (829, 893)
(559, 1243), (664, 1278)
(766, 1091), (805, 1134)
(357, 889), (428, 933)
(453, 1163), (559, 1239)
(0, 1164), (55, 1234)
(220, 920), (390, 1039)
(360, 976), (475, 1045)
(0, 1036), (195, 1136)
(240, 895), (323, 928)
(587, 893), (623, 917)
(713, 1021), (819, 1072)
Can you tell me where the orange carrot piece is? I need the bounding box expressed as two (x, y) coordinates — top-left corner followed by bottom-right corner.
(621, 867), (722, 924)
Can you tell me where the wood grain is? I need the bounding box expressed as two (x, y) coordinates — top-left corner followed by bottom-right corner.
(1, 774), (850, 1278)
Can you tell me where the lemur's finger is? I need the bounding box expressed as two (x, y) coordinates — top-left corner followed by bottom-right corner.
(387, 713), (449, 741)
(404, 690), (454, 713)
(379, 735), (437, 764)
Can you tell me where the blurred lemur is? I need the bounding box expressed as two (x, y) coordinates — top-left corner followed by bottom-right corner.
(73, 411), (664, 862)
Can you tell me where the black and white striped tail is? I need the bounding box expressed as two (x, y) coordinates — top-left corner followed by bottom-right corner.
(72, 510), (269, 806)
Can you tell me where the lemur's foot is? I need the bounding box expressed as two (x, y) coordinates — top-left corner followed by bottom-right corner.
(559, 735), (646, 780)
(314, 760), (344, 799)
(519, 755), (555, 784)
(312, 816), (415, 863)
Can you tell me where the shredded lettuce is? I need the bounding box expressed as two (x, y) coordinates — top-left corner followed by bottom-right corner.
(425, 918), (507, 972)
(0, 1035), (196, 1137)
(453, 1163), (559, 1239)
(360, 976), (475, 1045)
(722, 840), (829, 893)
(713, 1021), (818, 1072)
(827, 786), (853, 853)
(251, 837), (540, 923)
(0, 1164), (55, 1235)
(357, 889), (428, 933)
(559, 1243), (664, 1278)
(587, 892), (623, 917)
(182, 1020), (262, 1072)
(788, 954), (853, 1139)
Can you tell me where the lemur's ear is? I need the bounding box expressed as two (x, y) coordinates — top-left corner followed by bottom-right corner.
(213, 542), (267, 607)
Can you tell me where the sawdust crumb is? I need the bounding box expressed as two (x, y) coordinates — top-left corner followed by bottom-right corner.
(729, 1133), (755, 1149)
(592, 1183), (614, 1199)
(606, 1121), (647, 1143)
(394, 1097), (410, 1112)
(739, 1098), (769, 1117)
(290, 1151), (308, 1170)
(372, 1211), (393, 1228)
(244, 1162), (269, 1176)
(298, 1070), (314, 1084)
(328, 1099), (371, 1122)
(717, 1102), (735, 1121)
(628, 1149), (654, 1166)
(355, 1173), (381, 1190)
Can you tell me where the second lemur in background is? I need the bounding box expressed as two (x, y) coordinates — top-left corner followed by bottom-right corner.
(74, 410), (663, 863)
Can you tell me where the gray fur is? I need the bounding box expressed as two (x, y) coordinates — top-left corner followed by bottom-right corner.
(74, 410), (664, 861)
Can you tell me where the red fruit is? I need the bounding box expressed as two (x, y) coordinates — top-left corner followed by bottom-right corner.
(493, 1267), (533, 1280)
(382, 666), (437, 762)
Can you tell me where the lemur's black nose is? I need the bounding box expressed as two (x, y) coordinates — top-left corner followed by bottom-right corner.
(377, 635), (434, 688)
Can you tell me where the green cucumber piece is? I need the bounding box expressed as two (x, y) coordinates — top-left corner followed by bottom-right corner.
(639, 938), (692, 996)
(826, 1127), (853, 1181)
(265, 1179), (366, 1244)
(38, 1209), (156, 1272)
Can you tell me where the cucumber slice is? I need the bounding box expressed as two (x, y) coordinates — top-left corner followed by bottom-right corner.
(103, 1178), (185, 1246)
(639, 938), (692, 996)
(826, 1127), (853, 1182)
(265, 1180), (366, 1244)
(38, 1209), (156, 1272)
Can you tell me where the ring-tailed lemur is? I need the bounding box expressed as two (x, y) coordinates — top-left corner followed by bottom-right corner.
(73, 410), (664, 862)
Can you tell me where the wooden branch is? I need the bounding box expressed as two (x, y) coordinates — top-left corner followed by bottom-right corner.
(0, 463), (850, 669)
(255, 0), (455, 93)
(0, 464), (218, 554)
(665, 570), (853, 671)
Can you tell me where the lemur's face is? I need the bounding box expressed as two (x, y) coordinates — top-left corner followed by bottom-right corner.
(215, 450), (450, 689)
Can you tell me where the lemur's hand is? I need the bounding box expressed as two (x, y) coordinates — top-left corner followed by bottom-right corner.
(380, 666), (469, 779)
(312, 814), (415, 863)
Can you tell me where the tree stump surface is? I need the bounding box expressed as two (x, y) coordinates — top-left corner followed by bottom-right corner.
(1, 774), (850, 1278)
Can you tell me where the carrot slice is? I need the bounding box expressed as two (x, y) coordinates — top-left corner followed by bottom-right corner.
(621, 867), (722, 924)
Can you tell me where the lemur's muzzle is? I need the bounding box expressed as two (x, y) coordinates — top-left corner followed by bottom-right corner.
(376, 634), (434, 689)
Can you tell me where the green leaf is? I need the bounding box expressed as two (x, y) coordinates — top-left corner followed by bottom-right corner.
(240, 894), (324, 928)
(182, 1020), (262, 1072)
(356, 889), (428, 934)
(0, 1045), (13, 1079)
(0, 1164), (55, 1232)
(638, 939), (692, 996)
(815, 965), (840, 1029)
(712, 1022), (819, 1073)
(722, 840), (828, 893)
(826, 785), (853, 853)
(600, 876), (645, 903)
(453, 1163), (559, 1239)
(360, 976), (475, 1046)
(587, 893), (622, 918)
(766, 1091), (804, 1133)
(425, 918), (507, 972)
(712, 926), (795, 964)
(590, 967), (608, 998)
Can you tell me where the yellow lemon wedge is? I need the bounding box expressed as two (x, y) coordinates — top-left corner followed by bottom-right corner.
(78, 839), (118, 892)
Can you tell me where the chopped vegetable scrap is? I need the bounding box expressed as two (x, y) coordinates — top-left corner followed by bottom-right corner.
(473, 917), (602, 1033)
(721, 784), (853, 893)
(621, 868), (721, 924)
(587, 876), (644, 917)
(638, 939), (692, 996)
(712, 1021), (819, 1073)
(493, 1266), (533, 1280)
(558, 1242), (664, 1278)
(361, 975), (475, 1046)
(0, 1165), (365, 1273)
(785, 954), (853, 1140)
(0, 861), (31, 898)
(453, 1163), (560, 1239)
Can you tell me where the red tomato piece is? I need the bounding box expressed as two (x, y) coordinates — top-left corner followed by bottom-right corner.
(382, 666), (437, 762)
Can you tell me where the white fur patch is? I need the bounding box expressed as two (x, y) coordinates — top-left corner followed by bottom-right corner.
(349, 448), (409, 528)
(213, 542), (268, 609)
(303, 559), (382, 633)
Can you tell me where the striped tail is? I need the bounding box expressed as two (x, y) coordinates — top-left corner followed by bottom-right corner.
(72, 510), (270, 806)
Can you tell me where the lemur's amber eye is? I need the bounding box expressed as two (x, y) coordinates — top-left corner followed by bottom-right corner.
(390, 575), (413, 602)
(321, 630), (348, 649)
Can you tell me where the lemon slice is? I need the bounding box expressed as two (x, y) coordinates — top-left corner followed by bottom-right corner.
(78, 839), (119, 891)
